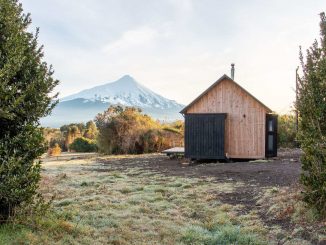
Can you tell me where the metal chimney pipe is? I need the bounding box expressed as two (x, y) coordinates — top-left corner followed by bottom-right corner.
(231, 63), (235, 80)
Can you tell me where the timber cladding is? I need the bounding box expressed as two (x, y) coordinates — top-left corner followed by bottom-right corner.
(181, 75), (272, 159)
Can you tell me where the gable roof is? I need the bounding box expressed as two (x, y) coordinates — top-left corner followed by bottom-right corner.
(180, 74), (272, 114)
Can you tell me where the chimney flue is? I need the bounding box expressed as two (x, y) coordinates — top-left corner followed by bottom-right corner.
(231, 63), (235, 80)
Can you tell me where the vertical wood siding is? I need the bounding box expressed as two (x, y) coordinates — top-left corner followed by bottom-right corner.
(186, 79), (268, 159)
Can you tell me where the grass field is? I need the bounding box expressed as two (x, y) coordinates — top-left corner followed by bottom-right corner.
(0, 153), (324, 245)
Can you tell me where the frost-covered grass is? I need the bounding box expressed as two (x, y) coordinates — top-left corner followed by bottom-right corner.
(0, 156), (268, 245)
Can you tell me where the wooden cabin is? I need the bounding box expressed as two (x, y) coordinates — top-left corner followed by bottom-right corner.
(180, 74), (277, 160)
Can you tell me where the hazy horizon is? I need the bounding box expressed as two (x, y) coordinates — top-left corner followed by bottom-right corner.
(23, 0), (326, 114)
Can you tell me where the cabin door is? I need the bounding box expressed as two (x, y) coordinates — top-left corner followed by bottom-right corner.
(265, 114), (278, 157)
(185, 113), (226, 160)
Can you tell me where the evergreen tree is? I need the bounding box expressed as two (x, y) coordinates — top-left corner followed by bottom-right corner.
(0, 0), (58, 220)
(297, 12), (326, 216)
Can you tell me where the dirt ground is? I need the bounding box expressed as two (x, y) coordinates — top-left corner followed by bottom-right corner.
(97, 149), (301, 185)
(96, 149), (302, 230)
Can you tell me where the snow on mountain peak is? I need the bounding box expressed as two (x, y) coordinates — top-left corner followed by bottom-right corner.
(61, 75), (182, 110)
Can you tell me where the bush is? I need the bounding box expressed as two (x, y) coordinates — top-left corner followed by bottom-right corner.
(43, 127), (66, 151)
(278, 114), (297, 148)
(138, 129), (168, 154)
(0, 194), (79, 244)
(296, 13), (326, 216)
(84, 121), (98, 140)
(69, 137), (97, 152)
(95, 106), (183, 154)
(0, 1), (58, 221)
(48, 144), (62, 157)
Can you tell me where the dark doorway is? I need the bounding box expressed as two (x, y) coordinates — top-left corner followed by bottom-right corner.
(185, 113), (226, 159)
(265, 114), (278, 157)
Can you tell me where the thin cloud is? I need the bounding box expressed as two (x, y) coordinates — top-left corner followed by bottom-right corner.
(103, 27), (159, 54)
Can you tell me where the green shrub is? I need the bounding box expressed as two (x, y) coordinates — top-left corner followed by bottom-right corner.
(0, 1), (58, 221)
(297, 13), (326, 216)
(95, 106), (183, 154)
(69, 137), (97, 152)
(278, 114), (297, 148)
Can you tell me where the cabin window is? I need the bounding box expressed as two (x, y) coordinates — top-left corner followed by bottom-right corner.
(268, 120), (273, 132)
(268, 135), (274, 151)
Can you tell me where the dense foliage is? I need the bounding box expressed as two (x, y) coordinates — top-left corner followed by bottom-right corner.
(296, 13), (326, 216)
(69, 137), (97, 152)
(278, 114), (297, 148)
(43, 127), (66, 150)
(84, 121), (98, 140)
(59, 121), (98, 150)
(0, 0), (58, 221)
(95, 106), (183, 154)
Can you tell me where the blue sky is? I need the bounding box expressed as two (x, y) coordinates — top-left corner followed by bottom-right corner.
(23, 0), (325, 113)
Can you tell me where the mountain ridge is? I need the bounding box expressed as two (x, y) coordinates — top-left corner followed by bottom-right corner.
(61, 75), (180, 109)
(41, 75), (184, 128)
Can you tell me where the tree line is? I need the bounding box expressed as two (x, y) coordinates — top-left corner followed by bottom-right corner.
(44, 120), (98, 153)
(43, 105), (184, 155)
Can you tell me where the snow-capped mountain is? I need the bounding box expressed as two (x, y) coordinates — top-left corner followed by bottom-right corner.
(61, 75), (181, 109)
(41, 75), (184, 128)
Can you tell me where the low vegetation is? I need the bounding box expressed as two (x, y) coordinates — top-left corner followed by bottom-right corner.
(43, 128), (66, 151)
(278, 114), (297, 148)
(42, 106), (184, 156)
(95, 105), (183, 154)
(48, 143), (62, 157)
(258, 186), (325, 243)
(69, 137), (97, 153)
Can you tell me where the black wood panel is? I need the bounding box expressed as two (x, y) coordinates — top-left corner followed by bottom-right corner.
(185, 113), (226, 159)
(265, 114), (278, 157)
